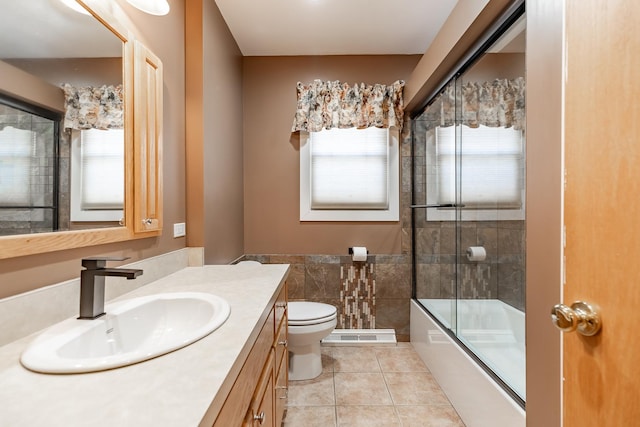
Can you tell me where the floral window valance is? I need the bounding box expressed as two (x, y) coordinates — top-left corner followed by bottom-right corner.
(62, 83), (124, 131)
(438, 77), (525, 131)
(291, 79), (405, 132)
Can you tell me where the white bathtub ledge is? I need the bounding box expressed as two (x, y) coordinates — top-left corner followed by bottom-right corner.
(410, 300), (525, 427)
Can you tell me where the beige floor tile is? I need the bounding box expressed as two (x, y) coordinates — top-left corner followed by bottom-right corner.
(384, 372), (451, 406)
(332, 346), (381, 372)
(321, 346), (335, 373)
(375, 347), (428, 372)
(283, 406), (337, 427)
(395, 405), (465, 427)
(288, 371), (336, 406)
(287, 345), (463, 427)
(334, 372), (392, 405)
(336, 405), (401, 427)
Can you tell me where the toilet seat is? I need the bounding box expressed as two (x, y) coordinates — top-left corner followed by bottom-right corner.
(288, 302), (337, 326)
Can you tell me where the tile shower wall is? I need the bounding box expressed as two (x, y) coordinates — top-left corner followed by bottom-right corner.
(413, 221), (525, 310)
(57, 130), (71, 231)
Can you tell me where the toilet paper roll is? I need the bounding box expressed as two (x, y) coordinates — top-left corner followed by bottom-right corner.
(352, 246), (368, 262)
(466, 246), (486, 262)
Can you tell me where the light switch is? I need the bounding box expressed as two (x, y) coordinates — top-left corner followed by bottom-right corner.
(173, 222), (186, 238)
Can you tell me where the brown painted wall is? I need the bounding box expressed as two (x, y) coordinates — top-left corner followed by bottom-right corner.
(242, 55), (420, 255)
(0, 0), (187, 298)
(202, 0), (244, 264)
(184, 0), (244, 265)
(464, 52), (525, 82)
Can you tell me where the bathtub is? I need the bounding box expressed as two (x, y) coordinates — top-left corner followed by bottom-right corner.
(411, 299), (526, 427)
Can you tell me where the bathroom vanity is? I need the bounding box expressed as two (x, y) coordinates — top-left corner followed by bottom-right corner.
(0, 264), (289, 427)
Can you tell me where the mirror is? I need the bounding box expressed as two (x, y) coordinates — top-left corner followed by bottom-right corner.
(0, 0), (140, 259)
(0, 0), (124, 236)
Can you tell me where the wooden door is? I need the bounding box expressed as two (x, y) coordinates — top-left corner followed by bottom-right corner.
(563, 0), (640, 425)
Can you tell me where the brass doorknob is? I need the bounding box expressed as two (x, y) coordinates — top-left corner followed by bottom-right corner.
(551, 301), (601, 336)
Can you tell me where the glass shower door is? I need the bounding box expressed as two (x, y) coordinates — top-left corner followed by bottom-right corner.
(411, 78), (459, 332)
(451, 32), (527, 402)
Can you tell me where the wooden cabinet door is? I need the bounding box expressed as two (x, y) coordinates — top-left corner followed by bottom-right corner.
(244, 350), (275, 427)
(133, 40), (163, 234)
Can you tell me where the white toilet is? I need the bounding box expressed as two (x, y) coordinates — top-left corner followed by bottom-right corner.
(288, 301), (337, 381)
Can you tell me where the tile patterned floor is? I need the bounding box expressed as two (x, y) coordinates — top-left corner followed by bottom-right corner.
(284, 343), (465, 427)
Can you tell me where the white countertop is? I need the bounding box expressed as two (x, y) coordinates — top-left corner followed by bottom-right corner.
(0, 264), (289, 427)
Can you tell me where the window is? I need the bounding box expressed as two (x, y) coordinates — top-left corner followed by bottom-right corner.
(426, 125), (525, 221)
(0, 126), (34, 206)
(300, 127), (399, 221)
(70, 128), (124, 221)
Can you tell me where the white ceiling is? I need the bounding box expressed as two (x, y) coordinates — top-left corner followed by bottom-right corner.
(2, 0), (459, 58)
(214, 0), (459, 56)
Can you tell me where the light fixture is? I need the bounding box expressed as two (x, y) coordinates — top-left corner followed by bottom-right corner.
(59, 0), (91, 15)
(126, 0), (170, 16)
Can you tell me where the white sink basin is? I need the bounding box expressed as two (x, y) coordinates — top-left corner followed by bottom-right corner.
(20, 292), (231, 374)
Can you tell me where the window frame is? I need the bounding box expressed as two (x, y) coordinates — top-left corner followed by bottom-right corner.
(300, 127), (400, 222)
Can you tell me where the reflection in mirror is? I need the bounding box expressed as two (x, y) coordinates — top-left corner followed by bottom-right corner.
(0, 0), (124, 236)
(0, 95), (61, 235)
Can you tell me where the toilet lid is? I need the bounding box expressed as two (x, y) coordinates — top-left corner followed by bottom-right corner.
(288, 302), (337, 323)
(236, 260), (262, 266)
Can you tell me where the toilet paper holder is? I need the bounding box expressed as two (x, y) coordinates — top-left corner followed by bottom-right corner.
(348, 247), (369, 255)
(466, 246), (487, 262)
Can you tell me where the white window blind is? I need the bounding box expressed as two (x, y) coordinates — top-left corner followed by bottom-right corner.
(309, 127), (389, 209)
(0, 126), (34, 206)
(79, 129), (124, 209)
(436, 125), (524, 208)
(70, 128), (124, 221)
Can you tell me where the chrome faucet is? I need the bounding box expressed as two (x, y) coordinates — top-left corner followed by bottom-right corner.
(79, 257), (143, 319)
